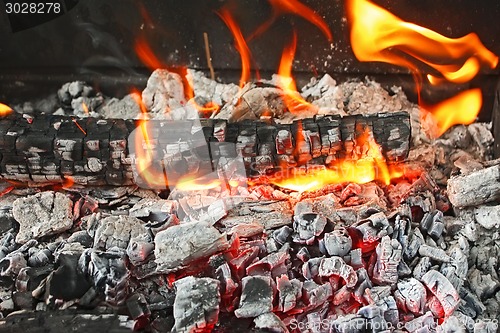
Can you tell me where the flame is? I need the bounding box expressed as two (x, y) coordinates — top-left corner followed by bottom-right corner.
(216, 8), (252, 88)
(130, 91), (168, 188)
(277, 31), (316, 113)
(81, 102), (90, 114)
(346, 0), (498, 137)
(134, 37), (193, 99)
(271, 127), (402, 192)
(346, 0), (498, 84)
(249, 0), (333, 42)
(0, 103), (13, 116)
(424, 88), (482, 136)
(175, 174), (223, 191)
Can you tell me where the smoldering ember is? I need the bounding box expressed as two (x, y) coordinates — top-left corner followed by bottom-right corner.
(0, 1), (500, 333)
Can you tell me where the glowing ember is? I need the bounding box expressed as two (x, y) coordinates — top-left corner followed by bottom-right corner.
(270, 127), (402, 192)
(71, 117), (87, 135)
(0, 103), (13, 116)
(346, 0), (498, 136)
(424, 88), (482, 136)
(216, 8), (252, 88)
(277, 31), (317, 114)
(249, 0), (333, 42)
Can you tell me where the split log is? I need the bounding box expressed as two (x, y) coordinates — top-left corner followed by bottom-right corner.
(447, 163), (500, 208)
(0, 111), (410, 186)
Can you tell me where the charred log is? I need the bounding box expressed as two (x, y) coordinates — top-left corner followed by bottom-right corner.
(0, 112), (410, 186)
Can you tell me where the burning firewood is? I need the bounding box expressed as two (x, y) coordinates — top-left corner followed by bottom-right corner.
(0, 111), (410, 187)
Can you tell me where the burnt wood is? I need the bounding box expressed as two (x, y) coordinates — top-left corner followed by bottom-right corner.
(0, 112), (411, 186)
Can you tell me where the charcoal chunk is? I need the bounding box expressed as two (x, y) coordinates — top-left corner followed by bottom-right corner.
(154, 222), (229, 273)
(12, 191), (73, 244)
(173, 276), (220, 333)
(234, 276), (273, 318)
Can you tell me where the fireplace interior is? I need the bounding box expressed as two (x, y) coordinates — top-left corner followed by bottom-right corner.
(0, 1), (499, 332)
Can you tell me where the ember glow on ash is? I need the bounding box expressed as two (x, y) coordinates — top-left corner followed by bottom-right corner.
(271, 127), (403, 192)
(0, 103), (13, 116)
(346, 0), (498, 136)
(216, 8), (252, 88)
(277, 31), (317, 114)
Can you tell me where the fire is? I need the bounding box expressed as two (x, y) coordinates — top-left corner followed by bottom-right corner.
(424, 88), (482, 136)
(134, 37), (193, 99)
(0, 103), (13, 116)
(346, 0), (498, 136)
(81, 102), (90, 114)
(249, 0), (333, 42)
(271, 127), (402, 192)
(175, 174), (223, 192)
(130, 91), (168, 189)
(277, 31), (317, 113)
(346, 0), (497, 84)
(216, 8), (252, 88)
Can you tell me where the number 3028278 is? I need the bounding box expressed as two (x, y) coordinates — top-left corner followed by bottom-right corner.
(5, 2), (61, 14)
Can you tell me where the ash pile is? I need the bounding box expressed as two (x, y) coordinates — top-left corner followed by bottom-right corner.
(0, 69), (498, 333)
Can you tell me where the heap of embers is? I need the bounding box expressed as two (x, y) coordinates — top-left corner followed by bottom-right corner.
(0, 64), (498, 333)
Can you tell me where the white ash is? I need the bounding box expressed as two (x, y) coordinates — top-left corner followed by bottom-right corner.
(58, 81), (94, 105)
(253, 312), (288, 333)
(154, 222), (229, 273)
(216, 85), (287, 122)
(447, 163), (500, 208)
(12, 191), (73, 244)
(301, 74), (345, 115)
(91, 215), (150, 250)
(186, 69), (239, 106)
(100, 94), (142, 119)
(141, 69), (186, 115)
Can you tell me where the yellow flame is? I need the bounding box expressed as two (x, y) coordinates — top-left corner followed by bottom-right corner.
(346, 0), (498, 84)
(424, 88), (482, 136)
(346, 0), (498, 136)
(175, 175), (223, 191)
(0, 103), (13, 116)
(271, 127), (402, 192)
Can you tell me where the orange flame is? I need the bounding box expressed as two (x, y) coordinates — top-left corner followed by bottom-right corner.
(175, 174), (223, 191)
(277, 31), (316, 113)
(216, 8), (252, 88)
(130, 91), (168, 188)
(424, 88), (482, 136)
(346, 0), (498, 136)
(346, 0), (498, 85)
(134, 37), (193, 100)
(249, 0), (333, 42)
(271, 127), (402, 192)
(0, 103), (13, 116)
